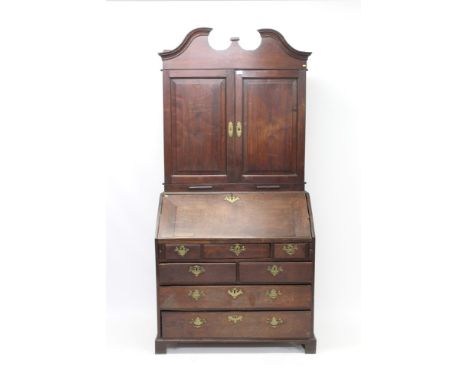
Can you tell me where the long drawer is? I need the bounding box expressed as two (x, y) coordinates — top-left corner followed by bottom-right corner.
(159, 263), (236, 285)
(161, 311), (312, 339)
(159, 285), (312, 310)
(239, 262), (313, 283)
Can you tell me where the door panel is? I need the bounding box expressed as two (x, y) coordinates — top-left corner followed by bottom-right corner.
(164, 70), (234, 185)
(235, 70), (305, 185)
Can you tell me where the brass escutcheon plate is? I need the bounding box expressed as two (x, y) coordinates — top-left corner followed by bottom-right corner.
(267, 316), (284, 328)
(227, 315), (243, 324)
(188, 265), (205, 277)
(190, 317), (206, 328)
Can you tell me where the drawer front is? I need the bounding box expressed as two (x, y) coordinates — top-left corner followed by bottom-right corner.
(161, 311), (311, 339)
(165, 244), (200, 260)
(274, 243), (308, 259)
(159, 285), (312, 310)
(204, 243), (269, 259)
(159, 263), (236, 285)
(239, 262), (313, 283)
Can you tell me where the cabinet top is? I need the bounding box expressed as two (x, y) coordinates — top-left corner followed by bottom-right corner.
(159, 28), (311, 70)
(156, 192), (314, 240)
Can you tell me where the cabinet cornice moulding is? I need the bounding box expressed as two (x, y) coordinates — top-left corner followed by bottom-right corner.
(159, 27), (311, 70)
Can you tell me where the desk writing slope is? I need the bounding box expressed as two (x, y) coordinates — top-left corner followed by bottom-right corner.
(157, 192), (313, 240)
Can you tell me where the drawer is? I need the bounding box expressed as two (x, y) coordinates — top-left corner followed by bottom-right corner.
(161, 311), (312, 339)
(204, 243), (269, 259)
(159, 285), (312, 310)
(274, 243), (308, 259)
(158, 263), (236, 285)
(239, 262), (313, 283)
(165, 244), (200, 260)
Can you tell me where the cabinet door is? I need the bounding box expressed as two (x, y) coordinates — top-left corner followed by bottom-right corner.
(164, 70), (235, 186)
(234, 70), (305, 185)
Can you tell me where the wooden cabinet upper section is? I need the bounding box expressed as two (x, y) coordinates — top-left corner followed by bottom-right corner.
(159, 28), (311, 192)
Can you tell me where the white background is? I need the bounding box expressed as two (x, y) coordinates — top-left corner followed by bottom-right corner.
(1, 1), (467, 381)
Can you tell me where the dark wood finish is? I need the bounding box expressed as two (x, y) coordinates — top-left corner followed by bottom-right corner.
(165, 244), (200, 260)
(159, 285), (312, 310)
(239, 262), (313, 283)
(203, 243), (269, 259)
(164, 70), (234, 185)
(155, 28), (316, 354)
(160, 29), (309, 191)
(161, 311), (312, 339)
(235, 70), (306, 185)
(155, 337), (316, 354)
(273, 243), (308, 259)
(157, 192), (312, 240)
(159, 263), (236, 285)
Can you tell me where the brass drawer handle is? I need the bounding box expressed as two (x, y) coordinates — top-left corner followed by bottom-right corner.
(282, 244), (298, 256)
(266, 288), (282, 300)
(228, 121), (234, 137)
(228, 315), (243, 324)
(174, 245), (190, 257)
(236, 121), (242, 137)
(267, 264), (283, 276)
(224, 194), (240, 204)
(190, 317), (206, 328)
(188, 265), (205, 277)
(227, 287), (244, 299)
(267, 316), (284, 328)
(230, 244), (246, 256)
(188, 289), (205, 301)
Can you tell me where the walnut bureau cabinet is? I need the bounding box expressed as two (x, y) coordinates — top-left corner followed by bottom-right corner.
(154, 28), (316, 354)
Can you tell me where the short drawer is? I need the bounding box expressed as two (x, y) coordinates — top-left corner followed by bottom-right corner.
(159, 285), (312, 310)
(158, 263), (236, 285)
(161, 311), (312, 339)
(239, 262), (313, 283)
(204, 243), (269, 259)
(165, 244), (200, 260)
(274, 243), (308, 259)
